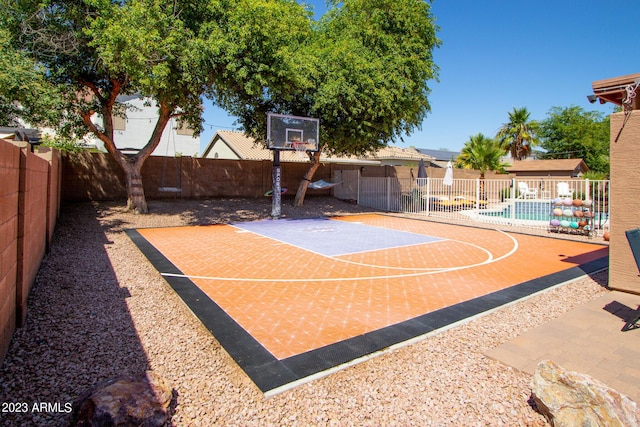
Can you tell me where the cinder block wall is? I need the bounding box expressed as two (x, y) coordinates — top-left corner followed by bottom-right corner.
(61, 153), (497, 202)
(61, 151), (127, 201)
(609, 110), (640, 294)
(0, 139), (60, 365)
(62, 153), (358, 201)
(16, 144), (50, 326)
(0, 141), (21, 363)
(39, 148), (62, 251)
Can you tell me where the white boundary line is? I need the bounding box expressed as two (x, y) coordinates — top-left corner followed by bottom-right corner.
(161, 230), (519, 282)
(329, 238), (495, 271)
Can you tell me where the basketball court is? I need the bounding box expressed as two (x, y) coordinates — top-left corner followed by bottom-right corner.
(126, 213), (608, 395)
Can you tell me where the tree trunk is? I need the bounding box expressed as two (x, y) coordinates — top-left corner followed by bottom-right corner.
(123, 160), (148, 214)
(294, 151), (321, 207)
(81, 94), (172, 214)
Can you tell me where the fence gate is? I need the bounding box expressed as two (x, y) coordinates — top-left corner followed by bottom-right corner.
(333, 169), (359, 201)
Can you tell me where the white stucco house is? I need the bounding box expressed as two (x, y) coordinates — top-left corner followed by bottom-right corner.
(88, 95), (200, 157)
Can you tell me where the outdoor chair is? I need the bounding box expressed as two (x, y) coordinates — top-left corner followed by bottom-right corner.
(557, 182), (574, 198)
(517, 182), (538, 199)
(622, 229), (640, 331)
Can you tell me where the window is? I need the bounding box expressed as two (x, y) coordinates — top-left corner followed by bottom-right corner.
(176, 122), (194, 136)
(113, 115), (126, 131)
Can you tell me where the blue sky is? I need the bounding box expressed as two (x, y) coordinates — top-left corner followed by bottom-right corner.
(199, 1), (640, 153)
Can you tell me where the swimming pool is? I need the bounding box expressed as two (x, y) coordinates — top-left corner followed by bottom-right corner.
(479, 201), (553, 221)
(478, 201), (610, 225)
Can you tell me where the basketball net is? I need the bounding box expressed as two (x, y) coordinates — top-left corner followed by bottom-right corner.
(292, 142), (308, 159)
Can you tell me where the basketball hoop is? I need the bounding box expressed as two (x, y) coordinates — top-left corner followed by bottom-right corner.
(266, 112), (320, 218)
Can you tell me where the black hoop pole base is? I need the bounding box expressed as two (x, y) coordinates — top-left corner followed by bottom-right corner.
(271, 150), (281, 219)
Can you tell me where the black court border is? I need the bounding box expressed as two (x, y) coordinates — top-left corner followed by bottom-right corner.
(125, 227), (608, 394)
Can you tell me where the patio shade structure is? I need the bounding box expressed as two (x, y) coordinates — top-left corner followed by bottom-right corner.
(416, 158), (428, 188)
(591, 72), (640, 109)
(417, 159), (428, 179)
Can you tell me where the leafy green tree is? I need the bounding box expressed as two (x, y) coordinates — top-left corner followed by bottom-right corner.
(0, 28), (64, 127)
(456, 133), (508, 201)
(538, 105), (610, 176)
(2, 0), (311, 213)
(456, 133), (508, 179)
(496, 107), (539, 160)
(219, 0), (441, 206)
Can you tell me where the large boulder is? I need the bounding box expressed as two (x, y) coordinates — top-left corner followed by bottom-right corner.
(531, 360), (639, 427)
(71, 370), (173, 426)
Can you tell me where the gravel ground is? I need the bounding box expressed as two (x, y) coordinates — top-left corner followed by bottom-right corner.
(0, 196), (610, 426)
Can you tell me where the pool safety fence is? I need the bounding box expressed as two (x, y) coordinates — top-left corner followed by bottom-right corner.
(350, 176), (610, 236)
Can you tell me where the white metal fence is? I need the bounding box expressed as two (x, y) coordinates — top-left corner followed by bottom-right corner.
(346, 174), (610, 237)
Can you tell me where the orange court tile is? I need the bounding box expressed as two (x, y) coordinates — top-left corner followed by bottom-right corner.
(129, 213), (608, 393)
(136, 215), (606, 358)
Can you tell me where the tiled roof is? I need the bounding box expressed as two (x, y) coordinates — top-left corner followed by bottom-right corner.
(367, 146), (434, 161)
(204, 130), (434, 163)
(203, 130), (316, 162)
(215, 130), (272, 160)
(506, 159), (589, 173)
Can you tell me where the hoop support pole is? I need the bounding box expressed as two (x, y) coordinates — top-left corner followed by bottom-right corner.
(271, 149), (282, 219)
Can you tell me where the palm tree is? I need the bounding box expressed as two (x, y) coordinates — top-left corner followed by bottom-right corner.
(496, 107), (539, 160)
(456, 133), (507, 179)
(456, 133), (508, 200)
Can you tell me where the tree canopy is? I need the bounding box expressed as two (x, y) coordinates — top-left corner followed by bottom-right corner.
(2, 0), (440, 209)
(311, 0), (440, 155)
(0, 27), (63, 127)
(496, 107), (539, 161)
(538, 105), (610, 176)
(228, 0), (440, 155)
(456, 133), (507, 179)
(1, 0), (314, 213)
(218, 0), (440, 204)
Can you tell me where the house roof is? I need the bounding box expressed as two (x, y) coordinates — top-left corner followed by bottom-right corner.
(416, 148), (459, 161)
(506, 159), (590, 174)
(592, 72), (640, 107)
(368, 146), (434, 162)
(203, 130), (269, 160)
(203, 130), (378, 164)
(116, 94), (142, 103)
(0, 127), (41, 143)
(203, 130), (435, 164)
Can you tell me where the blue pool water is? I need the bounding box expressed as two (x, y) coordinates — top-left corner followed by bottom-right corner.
(479, 201), (610, 224)
(479, 201), (553, 221)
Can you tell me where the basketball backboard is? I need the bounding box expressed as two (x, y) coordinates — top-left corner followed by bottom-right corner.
(267, 113), (319, 151)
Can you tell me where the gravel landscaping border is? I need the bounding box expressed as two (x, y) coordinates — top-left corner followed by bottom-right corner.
(0, 197), (610, 426)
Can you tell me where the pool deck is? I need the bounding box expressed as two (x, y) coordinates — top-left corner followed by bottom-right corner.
(486, 290), (640, 403)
